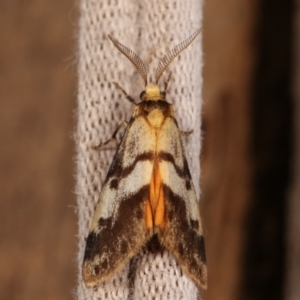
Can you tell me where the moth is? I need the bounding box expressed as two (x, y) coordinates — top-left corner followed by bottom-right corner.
(82, 29), (207, 290)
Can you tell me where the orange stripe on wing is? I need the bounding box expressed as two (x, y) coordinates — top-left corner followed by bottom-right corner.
(145, 200), (153, 229)
(145, 162), (166, 230)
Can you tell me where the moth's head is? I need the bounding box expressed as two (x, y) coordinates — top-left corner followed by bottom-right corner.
(108, 29), (201, 102)
(140, 85), (166, 102)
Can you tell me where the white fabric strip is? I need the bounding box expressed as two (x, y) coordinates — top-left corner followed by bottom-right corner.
(76, 0), (203, 299)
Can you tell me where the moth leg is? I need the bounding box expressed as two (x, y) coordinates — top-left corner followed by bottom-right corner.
(112, 82), (137, 105)
(164, 71), (172, 92)
(93, 121), (128, 149)
(180, 129), (194, 136)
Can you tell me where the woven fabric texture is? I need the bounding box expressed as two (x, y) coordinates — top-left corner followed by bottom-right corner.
(76, 0), (203, 299)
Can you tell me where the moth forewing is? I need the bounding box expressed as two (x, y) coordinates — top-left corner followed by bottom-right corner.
(82, 29), (207, 290)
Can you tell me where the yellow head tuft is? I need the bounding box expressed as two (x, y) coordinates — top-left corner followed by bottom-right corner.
(142, 85), (165, 101)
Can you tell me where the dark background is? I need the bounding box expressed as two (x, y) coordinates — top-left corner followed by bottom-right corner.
(0, 1), (77, 299)
(0, 0), (297, 299)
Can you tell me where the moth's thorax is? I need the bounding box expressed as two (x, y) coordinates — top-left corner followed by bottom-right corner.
(147, 107), (165, 128)
(134, 84), (174, 128)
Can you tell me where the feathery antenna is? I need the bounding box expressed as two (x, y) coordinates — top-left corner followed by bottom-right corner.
(108, 35), (148, 86)
(155, 28), (202, 83)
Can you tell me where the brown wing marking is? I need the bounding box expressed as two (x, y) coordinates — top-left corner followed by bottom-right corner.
(82, 186), (151, 286)
(158, 185), (208, 290)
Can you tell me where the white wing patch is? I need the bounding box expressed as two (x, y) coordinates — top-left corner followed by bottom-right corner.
(122, 116), (156, 168)
(158, 118), (184, 168)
